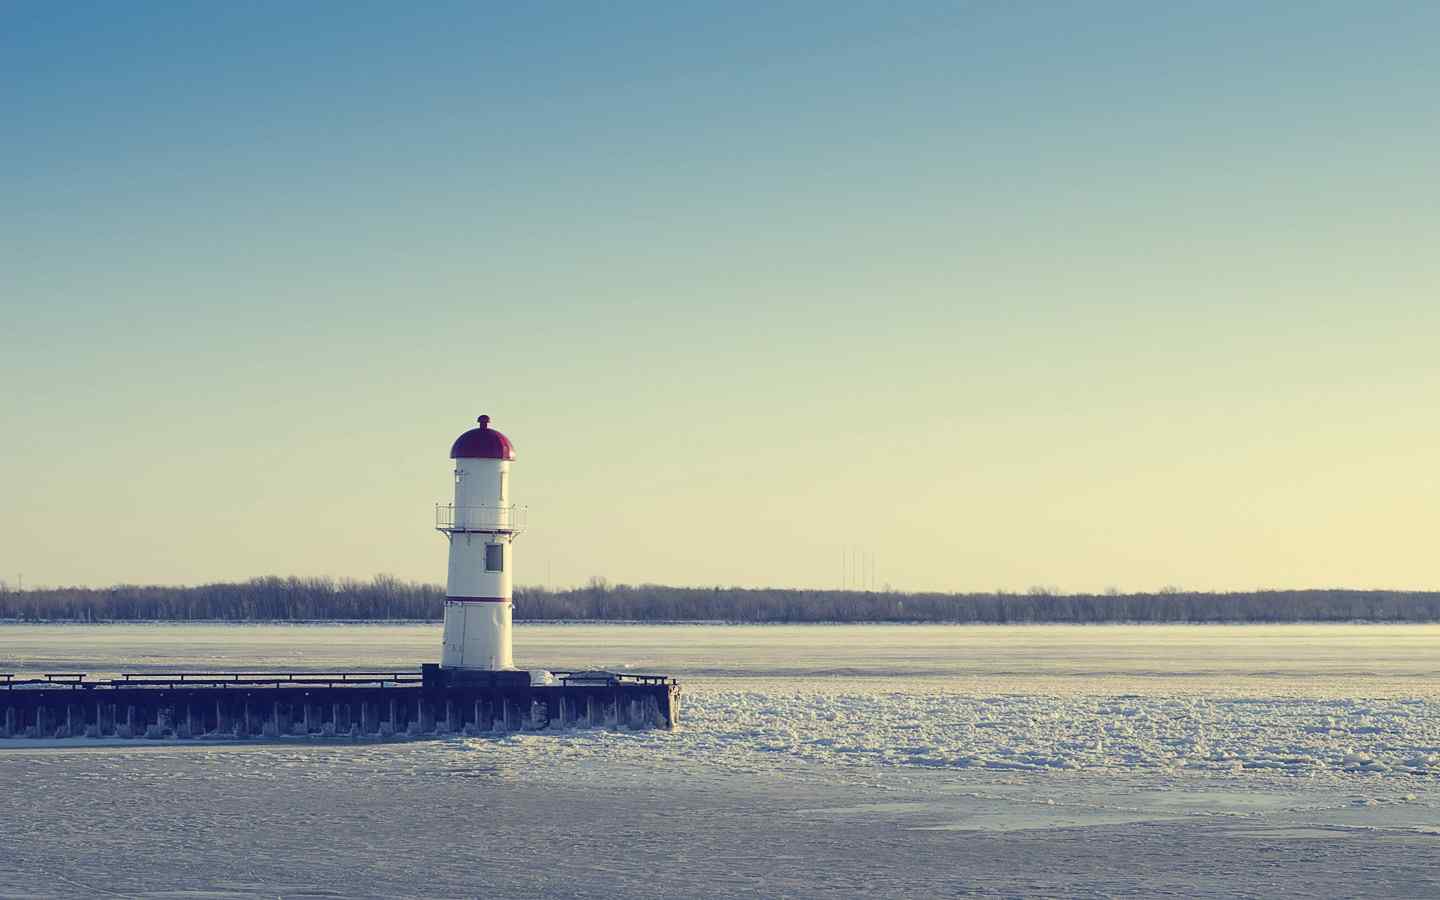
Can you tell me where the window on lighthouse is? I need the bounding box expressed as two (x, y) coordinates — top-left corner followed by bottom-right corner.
(485, 544), (504, 572)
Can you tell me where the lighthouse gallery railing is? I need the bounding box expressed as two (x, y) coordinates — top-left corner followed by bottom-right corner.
(435, 504), (527, 534)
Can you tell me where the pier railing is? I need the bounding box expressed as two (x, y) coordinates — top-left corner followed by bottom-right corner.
(1, 670), (676, 690)
(551, 671), (678, 687)
(0, 671), (424, 690)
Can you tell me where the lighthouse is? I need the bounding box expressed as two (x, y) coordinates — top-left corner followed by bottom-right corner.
(1, 414), (680, 741)
(436, 415), (523, 671)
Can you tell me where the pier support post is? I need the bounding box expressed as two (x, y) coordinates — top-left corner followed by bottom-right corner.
(663, 685), (680, 730)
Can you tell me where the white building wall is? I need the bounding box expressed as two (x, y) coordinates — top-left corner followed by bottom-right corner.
(440, 600), (513, 670)
(445, 533), (512, 600)
(441, 456), (516, 670)
(452, 458), (510, 529)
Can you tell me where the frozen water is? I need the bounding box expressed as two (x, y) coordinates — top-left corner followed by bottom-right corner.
(6, 622), (1440, 777)
(7, 621), (1440, 687)
(3, 622), (1440, 897)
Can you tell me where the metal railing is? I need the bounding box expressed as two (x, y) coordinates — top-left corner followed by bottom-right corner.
(434, 504), (527, 534)
(1, 671), (424, 690)
(551, 671), (678, 687)
(2, 670), (677, 690)
(1, 672), (102, 690)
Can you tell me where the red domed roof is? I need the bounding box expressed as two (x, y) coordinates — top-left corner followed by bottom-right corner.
(450, 415), (515, 460)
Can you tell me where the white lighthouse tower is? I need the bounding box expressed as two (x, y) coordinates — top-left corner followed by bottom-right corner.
(436, 415), (523, 671)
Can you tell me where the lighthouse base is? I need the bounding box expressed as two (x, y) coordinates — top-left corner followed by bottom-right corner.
(440, 600), (514, 671)
(423, 664), (530, 690)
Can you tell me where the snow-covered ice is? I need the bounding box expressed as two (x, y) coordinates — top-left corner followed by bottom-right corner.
(6, 622), (1440, 780)
(3, 622), (1440, 897)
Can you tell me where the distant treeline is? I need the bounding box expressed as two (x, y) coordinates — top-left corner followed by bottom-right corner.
(3, 576), (1440, 624)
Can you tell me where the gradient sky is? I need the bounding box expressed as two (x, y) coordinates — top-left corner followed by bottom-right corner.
(4, 2), (1438, 593)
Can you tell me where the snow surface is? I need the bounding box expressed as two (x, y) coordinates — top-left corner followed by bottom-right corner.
(3, 623), (1440, 897)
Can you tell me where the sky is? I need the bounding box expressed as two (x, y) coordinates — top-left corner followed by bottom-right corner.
(3, 2), (1438, 593)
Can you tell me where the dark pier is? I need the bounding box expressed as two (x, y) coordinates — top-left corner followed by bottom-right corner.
(0, 670), (680, 740)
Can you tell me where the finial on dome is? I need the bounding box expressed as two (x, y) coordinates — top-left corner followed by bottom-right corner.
(450, 414), (514, 459)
